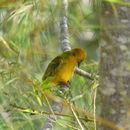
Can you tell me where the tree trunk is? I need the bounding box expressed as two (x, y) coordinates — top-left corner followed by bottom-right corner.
(97, 1), (130, 130)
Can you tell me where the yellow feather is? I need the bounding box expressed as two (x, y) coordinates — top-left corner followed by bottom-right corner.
(42, 47), (86, 86)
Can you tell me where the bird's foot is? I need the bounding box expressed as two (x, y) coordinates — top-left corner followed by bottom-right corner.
(59, 81), (70, 87)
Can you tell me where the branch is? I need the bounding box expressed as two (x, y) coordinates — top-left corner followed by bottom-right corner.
(60, 0), (71, 52)
(42, 102), (63, 130)
(75, 67), (99, 80)
(42, 1), (70, 129)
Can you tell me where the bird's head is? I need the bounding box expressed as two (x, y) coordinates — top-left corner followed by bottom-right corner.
(71, 47), (86, 66)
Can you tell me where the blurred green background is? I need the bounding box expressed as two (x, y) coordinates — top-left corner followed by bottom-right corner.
(0, 0), (99, 129)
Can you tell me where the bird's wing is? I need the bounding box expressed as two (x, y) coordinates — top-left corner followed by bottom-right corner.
(42, 56), (63, 80)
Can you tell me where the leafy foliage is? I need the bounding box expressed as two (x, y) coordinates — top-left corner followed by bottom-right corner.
(0, 0), (99, 129)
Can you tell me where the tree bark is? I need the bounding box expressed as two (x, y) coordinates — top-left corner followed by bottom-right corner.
(97, 1), (130, 130)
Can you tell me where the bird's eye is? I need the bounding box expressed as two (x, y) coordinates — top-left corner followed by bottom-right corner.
(78, 60), (83, 67)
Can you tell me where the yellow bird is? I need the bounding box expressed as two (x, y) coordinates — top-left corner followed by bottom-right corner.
(42, 47), (86, 86)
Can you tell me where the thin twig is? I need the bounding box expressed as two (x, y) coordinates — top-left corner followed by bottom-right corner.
(9, 104), (92, 121)
(93, 88), (97, 130)
(71, 105), (85, 130)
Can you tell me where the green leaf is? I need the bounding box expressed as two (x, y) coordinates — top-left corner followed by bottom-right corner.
(40, 77), (53, 89)
(28, 91), (42, 106)
(36, 96), (42, 106)
(1, 77), (18, 90)
(105, 0), (119, 3)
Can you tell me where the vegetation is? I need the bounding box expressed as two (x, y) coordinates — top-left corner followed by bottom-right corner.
(1, 0), (130, 130)
(0, 0), (99, 129)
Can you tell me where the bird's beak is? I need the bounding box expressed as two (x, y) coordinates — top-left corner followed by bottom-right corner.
(78, 60), (82, 67)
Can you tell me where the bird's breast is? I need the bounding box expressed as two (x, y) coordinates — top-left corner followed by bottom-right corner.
(56, 60), (76, 83)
